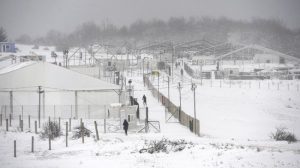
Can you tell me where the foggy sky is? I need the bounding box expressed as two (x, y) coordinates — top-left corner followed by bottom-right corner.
(1, 0), (300, 39)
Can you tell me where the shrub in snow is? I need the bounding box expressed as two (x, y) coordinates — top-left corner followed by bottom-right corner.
(40, 121), (61, 140)
(139, 138), (193, 154)
(270, 127), (297, 143)
(72, 125), (92, 139)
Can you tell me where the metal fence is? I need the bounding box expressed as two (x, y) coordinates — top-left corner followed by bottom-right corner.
(144, 75), (200, 135)
(0, 105), (107, 120)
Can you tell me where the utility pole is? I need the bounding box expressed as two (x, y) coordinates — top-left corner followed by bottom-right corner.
(171, 43), (175, 80)
(177, 82), (183, 121)
(191, 83), (197, 135)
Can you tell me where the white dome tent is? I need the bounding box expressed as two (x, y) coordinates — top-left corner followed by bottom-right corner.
(0, 61), (121, 127)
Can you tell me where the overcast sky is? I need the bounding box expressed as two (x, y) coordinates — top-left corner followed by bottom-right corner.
(1, 0), (300, 39)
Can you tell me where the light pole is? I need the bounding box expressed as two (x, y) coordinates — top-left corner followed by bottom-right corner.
(191, 83), (197, 135)
(177, 82), (183, 122)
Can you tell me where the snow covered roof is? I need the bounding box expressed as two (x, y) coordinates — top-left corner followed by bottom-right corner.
(0, 61), (120, 91)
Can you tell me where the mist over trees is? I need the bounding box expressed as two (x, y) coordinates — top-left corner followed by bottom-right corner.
(0, 27), (8, 42)
(16, 17), (300, 57)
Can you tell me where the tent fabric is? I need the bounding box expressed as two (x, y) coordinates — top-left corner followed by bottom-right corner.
(0, 61), (120, 91)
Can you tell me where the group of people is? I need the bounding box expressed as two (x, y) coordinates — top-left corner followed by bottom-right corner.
(122, 94), (147, 136)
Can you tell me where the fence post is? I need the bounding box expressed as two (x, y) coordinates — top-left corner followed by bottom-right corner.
(0, 114), (2, 126)
(69, 118), (71, 132)
(94, 121), (99, 141)
(9, 114), (12, 126)
(66, 122), (68, 147)
(81, 122), (84, 144)
(35, 121), (37, 134)
(6, 119), (8, 131)
(14, 140), (16, 158)
(28, 115), (31, 129)
(31, 136), (34, 153)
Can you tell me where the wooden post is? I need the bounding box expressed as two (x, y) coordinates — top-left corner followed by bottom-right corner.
(9, 114), (12, 126)
(94, 121), (99, 141)
(0, 114), (2, 126)
(81, 122), (84, 144)
(35, 121), (37, 134)
(69, 118), (71, 132)
(31, 136), (34, 153)
(28, 115), (31, 129)
(48, 116), (51, 124)
(6, 119), (8, 131)
(14, 140), (16, 158)
(66, 122), (68, 147)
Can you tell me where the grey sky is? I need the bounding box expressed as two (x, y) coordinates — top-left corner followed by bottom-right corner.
(0, 0), (300, 39)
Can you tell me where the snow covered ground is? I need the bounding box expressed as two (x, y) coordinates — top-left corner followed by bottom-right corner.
(1, 71), (300, 168)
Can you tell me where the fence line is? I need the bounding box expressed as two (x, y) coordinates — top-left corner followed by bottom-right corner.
(144, 75), (200, 135)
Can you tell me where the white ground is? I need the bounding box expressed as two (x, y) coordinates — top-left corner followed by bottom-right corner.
(1, 70), (300, 168)
(0, 45), (300, 167)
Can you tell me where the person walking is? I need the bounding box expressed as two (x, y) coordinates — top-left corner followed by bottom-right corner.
(123, 119), (129, 135)
(142, 94), (147, 106)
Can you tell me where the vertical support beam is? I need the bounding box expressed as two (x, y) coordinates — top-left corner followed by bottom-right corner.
(81, 122), (84, 144)
(31, 136), (34, 153)
(34, 121), (37, 134)
(38, 86), (41, 128)
(75, 91), (78, 119)
(69, 118), (71, 132)
(66, 122), (68, 147)
(6, 119), (8, 131)
(9, 91), (13, 119)
(43, 91), (46, 119)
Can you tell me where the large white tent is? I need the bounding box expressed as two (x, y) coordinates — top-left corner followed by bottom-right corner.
(0, 62), (121, 120)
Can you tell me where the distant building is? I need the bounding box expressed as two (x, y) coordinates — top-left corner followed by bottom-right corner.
(0, 42), (16, 53)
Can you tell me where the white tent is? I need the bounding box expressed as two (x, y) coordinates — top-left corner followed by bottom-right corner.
(0, 62), (121, 119)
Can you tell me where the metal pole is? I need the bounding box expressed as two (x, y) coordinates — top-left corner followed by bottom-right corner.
(75, 91), (78, 119)
(9, 91), (13, 119)
(38, 86), (41, 128)
(192, 83), (197, 135)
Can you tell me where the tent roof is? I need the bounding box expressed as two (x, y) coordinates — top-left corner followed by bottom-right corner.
(0, 61), (120, 91)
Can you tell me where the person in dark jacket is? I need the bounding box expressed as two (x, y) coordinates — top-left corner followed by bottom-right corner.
(123, 119), (129, 135)
(142, 94), (147, 106)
